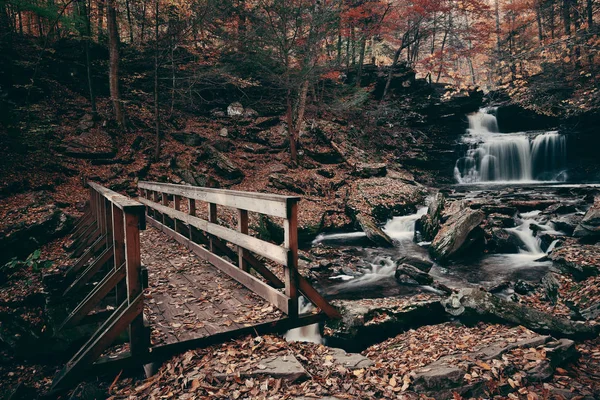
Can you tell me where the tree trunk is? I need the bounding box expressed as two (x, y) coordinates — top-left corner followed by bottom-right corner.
(536, 1), (544, 42)
(549, 0), (556, 38)
(154, 0), (160, 161)
(107, 0), (124, 126)
(435, 13), (450, 83)
(381, 39), (406, 101)
(78, 0), (97, 114)
(97, 0), (105, 40)
(587, 0), (593, 28)
(286, 90), (297, 165)
(563, 0), (572, 35)
(351, 28), (356, 66)
(125, 0), (134, 43)
(140, 1), (147, 42)
(355, 33), (366, 87)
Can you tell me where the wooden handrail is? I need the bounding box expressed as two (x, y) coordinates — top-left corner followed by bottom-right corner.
(89, 182), (146, 212)
(138, 181), (299, 218)
(137, 197), (289, 264)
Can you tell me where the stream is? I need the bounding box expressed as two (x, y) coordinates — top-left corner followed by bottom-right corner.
(287, 108), (597, 343)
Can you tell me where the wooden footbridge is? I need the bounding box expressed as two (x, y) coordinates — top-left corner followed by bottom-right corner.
(51, 181), (340, 390)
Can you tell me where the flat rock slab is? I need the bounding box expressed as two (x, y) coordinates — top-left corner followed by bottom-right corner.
(216, 354), (309, 382)
(329, 348), (373, 370)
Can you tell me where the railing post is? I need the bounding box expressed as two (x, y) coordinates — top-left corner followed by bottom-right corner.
(123, 210), (145, 358)
(284, 200), (299, 318)
(112, 204), (126, 304)
(173, 195), (182, 233)
(161, 192), (169, 226)
(188, 198), (196, 240)
(237, 209), (249, 272)
(208, 203), (217, 253)
(152, 191), (160, 220)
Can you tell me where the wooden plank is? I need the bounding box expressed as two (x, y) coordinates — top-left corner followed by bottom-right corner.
(66, 235), (108, 277)
(70, 224), (100, 258)
(146, 216), (290, 314)
(139, 181), (300, 219)
(148, 293), (182, 345)
(69, 206), (91, 234)
(60, 263), (126, 329)
(124, 211), (146, 358)
(242, 252), (285, 289)
(64, 245), (114, 295)
(139, 197), (288, 265)
(237, 209), (249, 272)
(51, 294), (144, 391)
(177, 272), (243, 331)
(68, 212), (94, 246)
(88, 182), (145, 211)
(297, 275), (341, 319)
(284, 202), (299, 318)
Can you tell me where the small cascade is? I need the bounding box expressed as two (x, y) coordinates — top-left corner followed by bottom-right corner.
(382, 207), (428, 241)
(454, 109), (568, 183)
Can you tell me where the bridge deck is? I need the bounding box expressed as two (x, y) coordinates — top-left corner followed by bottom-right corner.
(142, 225), (287, 348)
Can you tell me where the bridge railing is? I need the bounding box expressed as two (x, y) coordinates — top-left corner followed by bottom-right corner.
(53, 182), (147, 390)
(138, 181), (339, 319)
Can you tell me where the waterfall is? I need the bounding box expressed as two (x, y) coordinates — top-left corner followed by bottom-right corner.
(454, 109), (568, 183)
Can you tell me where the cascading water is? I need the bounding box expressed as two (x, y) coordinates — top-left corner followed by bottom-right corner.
(454, 108), (568, 183)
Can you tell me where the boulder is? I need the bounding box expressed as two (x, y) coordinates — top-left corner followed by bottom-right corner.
(485, 227), (521, 253)
(430, 207), (485, 263)
(410, 334), (574, 399)
(243, 108), (258, 118)
(316, 169), (335, 178)
(480, 204), (517, 216)
(206, 145), (244, 180)
(305, 145), (345, 164)
(227, 102), (244, 117)
(215, 353), (309, 382)
(346, 177), (426, 223)
(219, 127), (228, 137)
(62, 130), (116, 159)
(328, 348), (373, 370)
(76, 113), (95, 132)
(549, 244), (600, 278)
(176, 169), (219, 188)
(396, 255), (433, 272)
(324, 296), (446, 351)
(573, 198), (600, 240)
(172, 132), (204, 146)
(269, 174), (304, 194)
(352, 163), (387, 178)
(416, 192), (444, 241)
(442, 288), (599, 339)
(0, 207), (74, 266)
(581, 303), (600, 320)
(551, 214), (583, 235)
(355, 214), (394, 247)
(395, 263), (434, 285)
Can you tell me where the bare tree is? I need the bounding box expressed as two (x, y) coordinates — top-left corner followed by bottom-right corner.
(107, 0), (124, 126)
